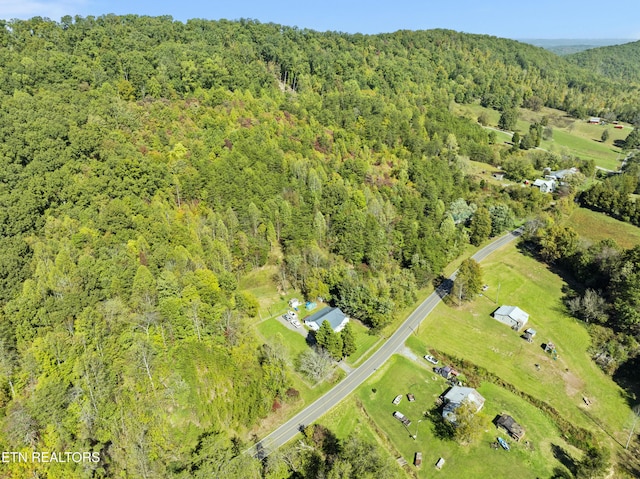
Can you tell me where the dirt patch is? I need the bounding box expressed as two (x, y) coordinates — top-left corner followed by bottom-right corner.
(561, 367), (585, 398)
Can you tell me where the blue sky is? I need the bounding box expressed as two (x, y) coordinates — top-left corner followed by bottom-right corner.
(1, 0), (639, 40)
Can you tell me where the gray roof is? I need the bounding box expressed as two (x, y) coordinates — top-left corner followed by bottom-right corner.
(494, 305), (529, 324)
(443, 386), (485, 409)
(442, 386), (485, 422)
(304, 307), (347, 330)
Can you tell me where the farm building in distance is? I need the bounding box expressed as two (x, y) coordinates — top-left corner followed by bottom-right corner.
(304, 307), (349, 332)
(544, 167), (578, 182)
(493, 305), (529, 331)
(442, 386), (485, 423)
(532, 178), (556, 193)
(496, 414), (525, 441)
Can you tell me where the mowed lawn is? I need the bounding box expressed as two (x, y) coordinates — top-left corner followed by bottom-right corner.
(540, 129), (622, 171)
(412, 244), (632, 448)
(568, 207), (640, 250)
(348, 355), (580, 479)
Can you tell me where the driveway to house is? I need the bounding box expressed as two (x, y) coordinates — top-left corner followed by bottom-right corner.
(277, 313), (308, 338)
(247, 228), (523, 458)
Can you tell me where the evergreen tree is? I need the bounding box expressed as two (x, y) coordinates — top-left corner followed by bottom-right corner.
(453, 259), (483, 303)
(575, 445), (609, 479)
(315, 320), (334, 351)
(469, 207), (492, 245)
(340, 322), (357, 358)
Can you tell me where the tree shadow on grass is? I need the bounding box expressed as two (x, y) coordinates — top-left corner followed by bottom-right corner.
(550, 443), (577, 476)
(613, 355), (640, 408)
(550, 466), (573, 479)
(426, 405), (455, 441)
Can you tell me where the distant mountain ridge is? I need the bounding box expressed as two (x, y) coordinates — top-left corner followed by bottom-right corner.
(565, 40), (640, 82)
(518, 38), (635, 55)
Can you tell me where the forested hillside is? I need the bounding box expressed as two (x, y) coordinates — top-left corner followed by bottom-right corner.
(0, 14), (638, 478)
(567, 40), (640, 84)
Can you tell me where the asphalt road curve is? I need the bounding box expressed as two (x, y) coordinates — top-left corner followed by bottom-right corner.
(248, 227), (523, 458)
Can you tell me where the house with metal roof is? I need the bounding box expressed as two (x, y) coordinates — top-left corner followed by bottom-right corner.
(493, 305), (529, 331)
(442, 386), (485, 423)
(532, 178), (556, 193)
(304, 307), (349, 332)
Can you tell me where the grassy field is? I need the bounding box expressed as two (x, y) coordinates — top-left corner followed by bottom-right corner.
(454, 102), (628, 170)
(324, 242), (634, 477)
(540, 129), (622, 170)
(567, 207), (640, 249)
(409, 244), (631, 447)
(345, 319), (381, 366)
(347, 355), (581, 478)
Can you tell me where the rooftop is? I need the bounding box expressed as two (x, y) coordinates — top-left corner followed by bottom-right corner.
(304, 307), (348, 331)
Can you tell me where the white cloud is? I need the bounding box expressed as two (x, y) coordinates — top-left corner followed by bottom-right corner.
(0, 0), (89, 20)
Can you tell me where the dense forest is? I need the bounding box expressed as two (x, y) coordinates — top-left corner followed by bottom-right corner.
(0, 14), (638, 477)
(567, 40), (640, 84)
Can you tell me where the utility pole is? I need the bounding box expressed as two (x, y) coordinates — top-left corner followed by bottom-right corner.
(412, 420), (423, 440)
(625, 405), (640, 449)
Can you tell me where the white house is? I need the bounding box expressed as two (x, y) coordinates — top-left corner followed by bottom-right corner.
(493, 305), (529, 331)
(532, 178), (556, 193)
(304, 307), (349, 332)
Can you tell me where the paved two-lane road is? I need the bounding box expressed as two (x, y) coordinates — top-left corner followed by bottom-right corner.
(248, 228), (522, 458)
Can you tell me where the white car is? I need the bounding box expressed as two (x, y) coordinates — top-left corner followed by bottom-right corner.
(291, 320), (301, 328)
(424, 355), (438, 365)
(392, 394), (402, 405)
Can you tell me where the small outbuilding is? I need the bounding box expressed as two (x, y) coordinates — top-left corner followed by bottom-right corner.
(435, 457), (445, 470)
(522, 327), (537, 343)
(436, 365), (459, 380)
(496, 414), (525, 441)
(288, 298), (301, 308)
(493, 305), (529, 331)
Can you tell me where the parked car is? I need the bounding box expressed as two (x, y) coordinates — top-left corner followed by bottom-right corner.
(291, 320), (301, 328)
(424, 354), (438, 365)
(282, 314), (292, 321)
(392, 394), (402, 405)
